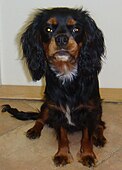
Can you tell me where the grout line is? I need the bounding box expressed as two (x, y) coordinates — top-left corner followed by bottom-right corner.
(23, 101), (41, 111)
(0, 99), (42, 139)
(96, 147), (122, 167)
(0, 120), (33, 138)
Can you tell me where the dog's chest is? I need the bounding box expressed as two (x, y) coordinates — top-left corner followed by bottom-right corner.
(61, 105), (75, 126)
(50, 63), (78, 85)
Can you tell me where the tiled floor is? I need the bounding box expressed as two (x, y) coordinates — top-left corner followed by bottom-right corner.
(0, 99), (122, 170)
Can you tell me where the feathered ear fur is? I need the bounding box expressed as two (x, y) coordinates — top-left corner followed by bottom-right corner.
(79, 11), (105, 75)
(21, 12), (46, 81)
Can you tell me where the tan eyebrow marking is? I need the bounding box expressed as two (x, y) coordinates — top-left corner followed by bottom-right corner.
(47, 17), (58, 25)
(67, 18), (76, 25)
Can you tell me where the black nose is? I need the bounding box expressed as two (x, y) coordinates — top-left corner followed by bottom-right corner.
(55, 34), (69, 47)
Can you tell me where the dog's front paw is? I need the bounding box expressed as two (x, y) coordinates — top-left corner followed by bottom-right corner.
(53, 152), (73, 166)
(26, 127), (41, 139)
(77, 151), (97, 167)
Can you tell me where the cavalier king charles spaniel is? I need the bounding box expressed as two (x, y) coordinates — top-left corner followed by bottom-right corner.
(2, 7), (107, 167)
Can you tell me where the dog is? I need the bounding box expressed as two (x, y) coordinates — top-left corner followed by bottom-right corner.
(2, 7), (107, 167)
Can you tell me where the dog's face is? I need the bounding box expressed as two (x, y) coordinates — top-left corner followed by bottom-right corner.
(40, 9), (84, 79)
(21, 8), (105, 81)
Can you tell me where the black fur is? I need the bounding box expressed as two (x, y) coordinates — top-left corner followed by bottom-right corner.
(21, 8), (105, 80)
(2, 7), (105, 130)
(2, 105), (39, 120)
(3, 7), (105, 130)
(2, 8), (106, 166)
(44, 66), (102, 133)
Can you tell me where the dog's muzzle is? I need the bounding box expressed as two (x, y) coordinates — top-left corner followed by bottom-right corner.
(54, 51), (70, 61)
(55, 34), (69, 48)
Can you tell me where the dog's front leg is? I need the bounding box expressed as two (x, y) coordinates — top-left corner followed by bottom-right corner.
(53, 127), (73, 166)
(26, 103), (49, 139)
(77, 127), (97, 167)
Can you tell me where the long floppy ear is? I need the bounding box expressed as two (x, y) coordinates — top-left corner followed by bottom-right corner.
(79, 11), (105, 75)
(21, 13), (46, 81)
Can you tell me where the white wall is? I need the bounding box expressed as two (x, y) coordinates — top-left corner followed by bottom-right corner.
(0, 0), (122, 88)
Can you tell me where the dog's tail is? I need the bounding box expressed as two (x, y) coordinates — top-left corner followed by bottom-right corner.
(2, 105), (39, 120)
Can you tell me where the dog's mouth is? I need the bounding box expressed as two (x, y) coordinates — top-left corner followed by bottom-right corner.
(54, 51), (71, 62)
(49, 50), (78, 81)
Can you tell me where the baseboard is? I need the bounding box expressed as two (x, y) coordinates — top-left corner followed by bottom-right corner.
(100, 88), (122, 102)
(0, 85), (122, 102)
(0, 85), (45, 100)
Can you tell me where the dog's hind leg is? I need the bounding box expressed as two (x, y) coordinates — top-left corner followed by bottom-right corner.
(93, 120), (107, 147)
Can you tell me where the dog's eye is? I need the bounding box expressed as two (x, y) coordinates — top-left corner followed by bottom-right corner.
(72, 27), (79, 33)
(45, 27), (53, 33)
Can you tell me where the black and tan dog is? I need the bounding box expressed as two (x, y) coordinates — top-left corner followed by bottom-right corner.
(2, 7), (106, 167)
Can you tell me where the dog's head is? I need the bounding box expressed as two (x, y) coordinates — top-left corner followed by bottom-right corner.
(21, 8), (105, 82)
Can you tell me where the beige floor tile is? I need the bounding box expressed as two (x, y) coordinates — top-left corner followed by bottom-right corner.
(0, 100), (35, 136)
(23, 100), (44, 111)
(94, 103), (122, 162)
(96, 149), (122, 170)
(0, 100), (122, 170)
(0, 123), (90, 170)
